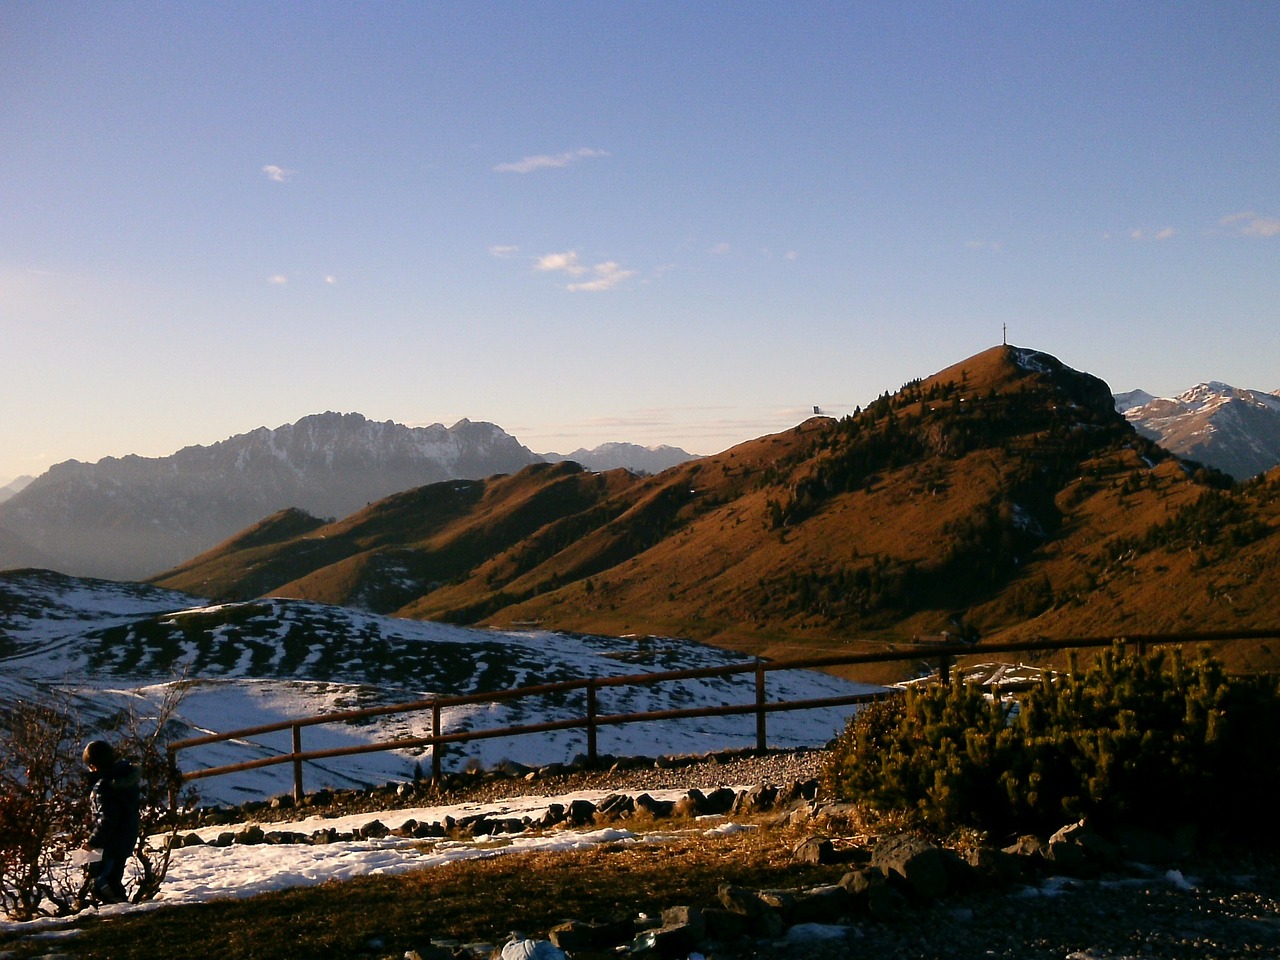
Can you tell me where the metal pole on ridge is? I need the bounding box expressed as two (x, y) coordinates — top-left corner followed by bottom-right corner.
(755, 661), (767, 752)
(586, 680), (598, 764)
(291, 723), (303, 802)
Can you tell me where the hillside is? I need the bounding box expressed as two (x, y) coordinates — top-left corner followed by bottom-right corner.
(151, 346), (1280, 674)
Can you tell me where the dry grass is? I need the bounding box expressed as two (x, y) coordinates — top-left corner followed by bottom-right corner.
(3, 822), (850, 960)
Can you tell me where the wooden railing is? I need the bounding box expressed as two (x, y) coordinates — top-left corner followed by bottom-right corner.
(167, 628), (1280, 802)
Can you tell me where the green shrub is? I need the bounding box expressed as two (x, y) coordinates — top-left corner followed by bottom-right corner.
(821, 646), (1280, 837)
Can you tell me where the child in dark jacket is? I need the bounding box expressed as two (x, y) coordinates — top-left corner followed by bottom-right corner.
(82, 740), (141, 904)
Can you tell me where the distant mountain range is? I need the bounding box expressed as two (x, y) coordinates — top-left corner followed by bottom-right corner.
(1116, 383), (1280, 480)
(0, 414), (543, 580)
(0, 476), (33, 504)
(540, 442), (697, 475)
(0, 416), (699, 581)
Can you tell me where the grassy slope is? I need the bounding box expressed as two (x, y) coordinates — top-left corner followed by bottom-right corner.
(150, 346), (1280, 676)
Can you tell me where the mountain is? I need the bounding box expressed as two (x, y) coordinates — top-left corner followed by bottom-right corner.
(0, 569), (877, 804)
(0, 413), (542, 581)
(151, 345), (1280, 675)
(1116, 383), (1280, 481)
(542, 442), (699, 474)
(0, 475), (34, 504)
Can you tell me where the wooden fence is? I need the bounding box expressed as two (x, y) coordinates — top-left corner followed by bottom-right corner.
(167, 628), (1280, 802)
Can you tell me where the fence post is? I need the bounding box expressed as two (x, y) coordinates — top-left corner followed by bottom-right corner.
(939, 652), (952, 685)
(291, 723), (303, 803)
(755, 661), (767, 752)
(586, 680), (598, 765)
(431, 702), (442, 785)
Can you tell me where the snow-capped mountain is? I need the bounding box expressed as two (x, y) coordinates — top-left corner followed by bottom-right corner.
(0, 569), (878, 805)
(540, 442), (699, 474)
(0, 413), (542, 580)
(1116, 383), (1280, 481)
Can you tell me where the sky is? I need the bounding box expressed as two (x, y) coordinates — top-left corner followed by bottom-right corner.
(2, 2), (1277, 486)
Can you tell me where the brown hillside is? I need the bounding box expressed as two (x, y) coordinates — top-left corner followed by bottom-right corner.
(150, 345), (1280, 675)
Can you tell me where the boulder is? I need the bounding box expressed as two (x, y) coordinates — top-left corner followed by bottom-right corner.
(871, 833), (949, 900)
(792, 836), (837, 865)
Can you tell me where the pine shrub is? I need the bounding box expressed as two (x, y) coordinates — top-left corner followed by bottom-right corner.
(821, 646), (1280, 837)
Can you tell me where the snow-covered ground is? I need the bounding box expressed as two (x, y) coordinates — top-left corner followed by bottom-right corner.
(0, 569), (889, 941)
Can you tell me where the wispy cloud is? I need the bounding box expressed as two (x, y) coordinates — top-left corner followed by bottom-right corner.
(534, 251), (635, 291)
(708, 242), (731, 256)
(1221, 211), (1280, 238)
(536, 251), (588, 276)
(488, 245), (520, 259)
(567, 261), (636, 292)
(324, 275), (337, 285)
(494, 148), (608, 174)
(267, 274), (288, 285)
(262, 164), (293, 183)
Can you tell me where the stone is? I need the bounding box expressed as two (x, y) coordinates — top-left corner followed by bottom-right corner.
(871, 833), (949, 900)
(633, 793), (675, 818)
(567, 799), (597, 826)
(660, 905), (705, 940)
(547, 918), (633, 952)
(793, 836), (836, 864)
(791, 884), (853, 924)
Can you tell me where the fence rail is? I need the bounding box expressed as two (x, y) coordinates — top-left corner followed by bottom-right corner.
(167, 628), (1280, 802)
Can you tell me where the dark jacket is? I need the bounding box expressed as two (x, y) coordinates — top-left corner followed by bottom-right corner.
(87, 759), (141, 855)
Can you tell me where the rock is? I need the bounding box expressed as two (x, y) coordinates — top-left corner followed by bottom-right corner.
(1003, 834), (1046, 861)
(717, 883), (785, 937)
(629, 922), (699, 958)
(537, 804), (566, 828)
(633, 793), (675, 818)
(791, 884), (853, 924)
(358, 819), (389, 839)
(547, 918), (633, 952)
(871, 833), (949, 900)
(234, 825), (265, 845)
(701, 787), (737, 814)
(567, 799), (596, 826)
(793, 836), (836, 864)
(731, 783), (778, 814)
(660, 906), (705, 940)
(672, 789), (708, 818)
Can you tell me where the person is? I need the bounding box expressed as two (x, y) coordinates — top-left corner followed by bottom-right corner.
(81, 740), (141, 905)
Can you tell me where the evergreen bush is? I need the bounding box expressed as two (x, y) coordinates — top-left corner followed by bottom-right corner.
(821, 646), (1280, 837)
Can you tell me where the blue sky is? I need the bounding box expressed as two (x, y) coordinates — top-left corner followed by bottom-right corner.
(2, 2), (1277, 485)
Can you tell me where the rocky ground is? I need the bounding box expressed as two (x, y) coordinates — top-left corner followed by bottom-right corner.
(192, 749), (1280, 960)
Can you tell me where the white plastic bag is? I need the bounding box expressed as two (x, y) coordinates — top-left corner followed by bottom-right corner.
(70, 848), (103, 867)
(499, 938), (566, 960)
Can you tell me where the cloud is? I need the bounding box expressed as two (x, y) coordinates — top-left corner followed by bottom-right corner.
(784, 251), (798, 261)
(488, 245), (520, 258)
(1221, 211), (1280, 238)
(708, 242), (731, 256)
(493, 148), (608, 174)
(566, 261), (636, 292)
(536, 251), (588, 276)
(262, 165), (293, 183)
(267, 274), (288, 285)
(1124, 227), (1176, 242)
(324, 275), (337, 285)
